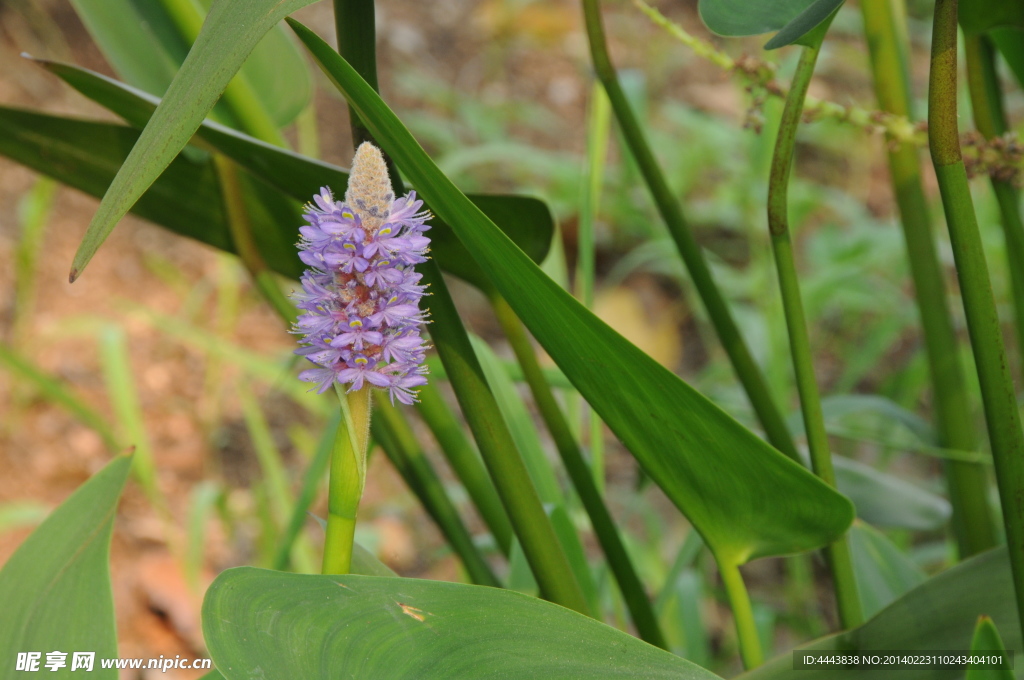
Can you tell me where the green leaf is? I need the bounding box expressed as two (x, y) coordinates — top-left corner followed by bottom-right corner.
(0, 105), (550, 289)
(848, 522), (925, 619)
(960, 0), (1024, 37)
(288, 19), (855, 569)
(28, 58), (554, 289)
(69, 0), (182, 97)
(0, 106), (303, 272)
(202, 567), (720, 679)
(818, 394), (937, 446)
(351, 543), (398, 578)
(740, 547), (1020, 680)
(763, 0), (843, 49)
(698, 0), (844, 48)
(834, 456), (951, 531)
(67, 0), (321, 281)
(990, 29), (1024, 91)
(70, 0), (310, 130)
(967, 616), (1014, 680)
(0, 456), (133, 678)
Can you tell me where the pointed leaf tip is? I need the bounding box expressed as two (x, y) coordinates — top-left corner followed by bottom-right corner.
(68, 268), (79, 284)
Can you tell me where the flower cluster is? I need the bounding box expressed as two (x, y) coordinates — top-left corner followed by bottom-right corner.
(292, 143), (431, 404)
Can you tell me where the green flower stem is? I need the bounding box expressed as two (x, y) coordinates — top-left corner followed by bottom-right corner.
(580, 0), (799, 463)
(965, 33), (1024, 373)
(372, 396), (501, 587)
(211, 154), (297, 324)
(490, 294), (667, 649)
(767, 42), (862, 630)
(421, 262), (591, 615)
(322, 385), (372, 575)
(719, 562), (762, 669)
(333, 0), (587, 612)
(860, 0), (996, 557)
(576, 83), (611, 489)
(414, 383), (514, 556)
(930, 0), (1024, 633)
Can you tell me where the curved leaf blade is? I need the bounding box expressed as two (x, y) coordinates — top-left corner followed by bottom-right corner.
(699, 0), (844, 48)
(68, 0), (320, 281)
(967, 616), (1014, 680)
(960, 0), (1024, 37)
(849, 522), (925, 619)
(288, 18), (855, 566)
(740, 548), (1019, 680)
(0, 456), (133, 679)
(763, 0), (844, 49)
(834, 456), (951, 531)
(202, 567), (719, 679)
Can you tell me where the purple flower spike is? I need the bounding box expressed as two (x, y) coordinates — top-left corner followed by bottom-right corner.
(291, 143), (431, 404)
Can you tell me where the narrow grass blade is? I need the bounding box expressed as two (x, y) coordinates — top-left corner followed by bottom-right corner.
(0, 342), (119, 451)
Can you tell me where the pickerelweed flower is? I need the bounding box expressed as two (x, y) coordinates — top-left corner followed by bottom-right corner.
(292, 143), (431, 404)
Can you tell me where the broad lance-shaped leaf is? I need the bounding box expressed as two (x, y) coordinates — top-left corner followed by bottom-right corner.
(0, 455), (133, 679)
(27, 58), (553, 289)
(0, 106), (551, 288)
(288, 18), (855, 568)
(699, 0), (844, 49)
(67, 0), (322, 281)
(202, 567), (720, 680)
(739, 547), (1019, 680)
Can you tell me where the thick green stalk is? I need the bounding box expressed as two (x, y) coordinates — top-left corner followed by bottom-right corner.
(929, 0), (1024, 633)
(580, 0), (799, 462)
(372, 398), (500, 586)
(965, 33), (1024, 373)
(422, 262), (590, 614)
(414, 383), (514, 555)
(861, 0), (996, 557)
(322, 386), (371, 575)
(719, 562), (762, 669)
(333, 0), (587, 612)
(490, 294), (667, 649)
(767, 42), (862, 630)
(576, 83), (610, 488)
